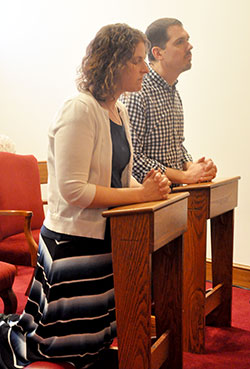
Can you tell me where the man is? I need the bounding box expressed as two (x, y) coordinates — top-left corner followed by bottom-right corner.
(120, 18), (217, 185)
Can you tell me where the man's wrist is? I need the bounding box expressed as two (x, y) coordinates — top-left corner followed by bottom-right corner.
(181, 170), (189, 184)
(165, 167), (188, 185)
(183, 161), (193, 170)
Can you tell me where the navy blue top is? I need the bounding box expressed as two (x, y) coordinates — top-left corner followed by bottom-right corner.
(110, 118), (131, 188)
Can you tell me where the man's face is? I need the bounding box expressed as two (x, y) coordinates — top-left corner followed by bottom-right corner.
(161, 25), (193, 75)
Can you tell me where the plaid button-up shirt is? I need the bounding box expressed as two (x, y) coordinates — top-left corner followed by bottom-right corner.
(120, 68), (192, 183)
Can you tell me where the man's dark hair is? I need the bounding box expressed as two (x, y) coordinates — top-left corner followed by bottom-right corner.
(146, 18), (183, 62)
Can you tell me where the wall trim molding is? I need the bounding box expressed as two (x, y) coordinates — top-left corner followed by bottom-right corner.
(206, 260), (250, 289)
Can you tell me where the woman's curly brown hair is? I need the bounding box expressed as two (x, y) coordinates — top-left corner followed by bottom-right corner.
(76, 23), (150, 101)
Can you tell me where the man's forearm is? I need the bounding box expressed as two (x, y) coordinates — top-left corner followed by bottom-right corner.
(165, 167), (188, 184)
(183, 161), (193, 170)
(166, 160), (209, 185)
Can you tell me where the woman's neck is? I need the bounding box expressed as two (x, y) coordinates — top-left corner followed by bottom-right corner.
(101, 99), (122, 126)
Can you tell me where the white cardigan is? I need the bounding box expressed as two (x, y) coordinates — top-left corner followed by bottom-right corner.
(44, 91), (134, 239)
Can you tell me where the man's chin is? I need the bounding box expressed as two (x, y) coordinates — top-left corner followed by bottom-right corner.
(183, 63), (192, 72)
(129, 84), (143, 92)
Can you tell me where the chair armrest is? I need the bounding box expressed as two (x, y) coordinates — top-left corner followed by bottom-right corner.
(0, 210), (38, 267)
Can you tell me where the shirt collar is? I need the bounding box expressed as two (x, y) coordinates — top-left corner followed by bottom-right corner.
(148, 66), (178, 91)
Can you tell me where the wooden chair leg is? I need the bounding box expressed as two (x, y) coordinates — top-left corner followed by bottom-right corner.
(0, 288), (17, 314)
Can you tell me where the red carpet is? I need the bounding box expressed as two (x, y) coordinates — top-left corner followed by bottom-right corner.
(1, 266), (250, 368)
(183, 283), (250, 368)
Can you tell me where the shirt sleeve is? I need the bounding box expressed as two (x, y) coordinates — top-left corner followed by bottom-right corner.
(52, 98), (96, 208)
(121, 93), (168, 183)
(181, 143), (193, 164)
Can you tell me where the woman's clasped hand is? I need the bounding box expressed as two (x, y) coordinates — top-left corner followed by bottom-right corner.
(142, 169), (171, 201)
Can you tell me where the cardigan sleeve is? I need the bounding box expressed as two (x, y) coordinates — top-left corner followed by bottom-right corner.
(52, 98), (97, 208)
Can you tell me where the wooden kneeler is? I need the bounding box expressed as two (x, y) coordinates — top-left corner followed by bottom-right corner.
(173, 177), (240, 353)
(103, 192), (189, 369)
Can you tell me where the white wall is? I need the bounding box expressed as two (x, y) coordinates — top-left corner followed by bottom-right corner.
(1, 0), (249, 265)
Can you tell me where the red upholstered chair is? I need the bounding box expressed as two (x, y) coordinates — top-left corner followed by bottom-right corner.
(0, 261), (17, 313)
(0, 152), (45, 268)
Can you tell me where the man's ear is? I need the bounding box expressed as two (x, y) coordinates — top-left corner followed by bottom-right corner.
(151, 46), (164, 61)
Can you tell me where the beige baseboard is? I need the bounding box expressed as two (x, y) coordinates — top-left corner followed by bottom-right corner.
(206, 260), (250, 289)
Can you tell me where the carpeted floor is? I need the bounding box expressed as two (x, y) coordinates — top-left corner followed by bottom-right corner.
(1, 266), (250, 368)
(183, 283), (250, 368)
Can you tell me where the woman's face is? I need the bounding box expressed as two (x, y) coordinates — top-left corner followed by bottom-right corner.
(117, 41), (149, 95)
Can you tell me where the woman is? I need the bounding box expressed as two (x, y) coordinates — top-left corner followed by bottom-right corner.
(0, 23), (170, 369)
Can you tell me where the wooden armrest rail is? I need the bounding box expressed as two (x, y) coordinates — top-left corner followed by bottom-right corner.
(0, 210), (33, 217)
(0, 210), (38, 267)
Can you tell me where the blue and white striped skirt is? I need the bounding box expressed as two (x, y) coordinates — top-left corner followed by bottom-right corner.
(0, 226), (116, 369)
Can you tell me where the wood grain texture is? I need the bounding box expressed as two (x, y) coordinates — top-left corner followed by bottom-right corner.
(210, 181), (238, 218)
(205, 283), (223, 316)
(104, 195), (187, 369)
(111, 213), (152, 369)
(38, 161), (48, 184)
(173, 177), (240, 192)
(172, 177), (239, 354)
(182, 190), (208, 353)
(151, 331), (170, 369)
(152, 236), (183, 369)
(103, 193), (189, 217)
(153, 199), (187, 252)
(206, 210), (234, 326)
